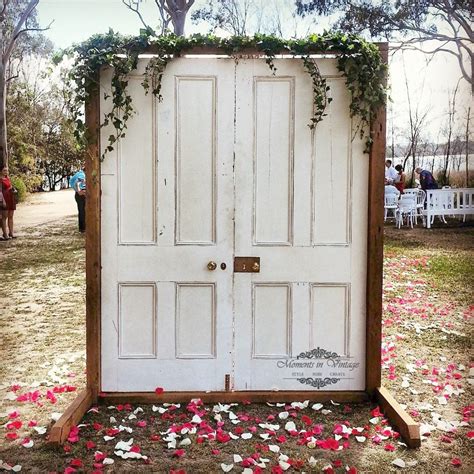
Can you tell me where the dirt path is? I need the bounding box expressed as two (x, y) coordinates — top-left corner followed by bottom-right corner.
(13, 190), (77, 233)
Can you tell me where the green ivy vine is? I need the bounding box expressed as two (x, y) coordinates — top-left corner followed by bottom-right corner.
(58, 31), (387, 158)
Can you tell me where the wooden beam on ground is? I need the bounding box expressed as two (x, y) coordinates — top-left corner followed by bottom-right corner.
(49, 389), (92, 445)
(376, 386), (421, 448)
(365, 42), (388, 396)
(99, 390), (369, 405)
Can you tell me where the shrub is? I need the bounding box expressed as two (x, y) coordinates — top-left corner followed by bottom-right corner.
(10, 176), (27, 203)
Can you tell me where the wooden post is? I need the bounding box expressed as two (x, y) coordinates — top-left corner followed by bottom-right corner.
(365, 43), (388, 396)
(85, 81), (101, 403)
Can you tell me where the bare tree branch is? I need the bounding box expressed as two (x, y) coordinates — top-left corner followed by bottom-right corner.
(122, 0), (154, 32)
(4, 0), (40, 63)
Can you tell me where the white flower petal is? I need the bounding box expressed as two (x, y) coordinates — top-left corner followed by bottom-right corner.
(284, 421), (296, 432)
(51, 412), (62, 422)
(221, 463), (234, 472)
(392, 458), (406, 468)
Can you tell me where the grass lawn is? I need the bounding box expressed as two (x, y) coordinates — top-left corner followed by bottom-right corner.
(0, 218), (472, 473)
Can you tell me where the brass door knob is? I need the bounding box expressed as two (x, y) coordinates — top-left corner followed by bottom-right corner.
(252, 262), (260, 271)
(207, 261), (217, 271)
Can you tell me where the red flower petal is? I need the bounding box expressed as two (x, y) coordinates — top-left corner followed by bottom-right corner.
(155, 387), (164, 394)
(451, 458), (462, 467)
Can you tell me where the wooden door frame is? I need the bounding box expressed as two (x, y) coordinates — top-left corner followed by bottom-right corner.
(50, 44), (420, 448)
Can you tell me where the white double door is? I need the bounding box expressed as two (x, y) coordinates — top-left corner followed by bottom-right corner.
(101, 58), (368, 392)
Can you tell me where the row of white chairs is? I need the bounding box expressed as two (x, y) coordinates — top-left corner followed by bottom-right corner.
(384, 189), (426, 228)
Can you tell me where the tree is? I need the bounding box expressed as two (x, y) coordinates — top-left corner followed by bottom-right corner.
(295, 1), (473, 90)
(191, 0), (253, 36)
(438, 79), (461, 185)
(397, 52), (430, 185)
(8, 78), (82, 192)
(192, 1), (309, 38)
(0, 0), (51, 168)
(122, 0), (195, 36)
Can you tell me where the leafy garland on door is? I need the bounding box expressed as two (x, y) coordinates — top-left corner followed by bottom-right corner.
(57, 31), (387, 159)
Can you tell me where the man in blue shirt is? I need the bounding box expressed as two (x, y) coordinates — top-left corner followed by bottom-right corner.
(70, 168), (86, 233)
(415, 167), (438, 191)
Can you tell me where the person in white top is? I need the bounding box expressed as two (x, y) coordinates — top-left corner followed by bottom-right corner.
(384, 181), (400, 197)
(385, 159), (398, 184)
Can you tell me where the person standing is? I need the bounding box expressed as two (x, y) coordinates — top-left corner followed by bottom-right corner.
(385, 159), (398, 184)
(394, 164), (406, 193)
(70, 168), (86, 233)
(415, 167), (438, 191)
(0, 166), (17, 240)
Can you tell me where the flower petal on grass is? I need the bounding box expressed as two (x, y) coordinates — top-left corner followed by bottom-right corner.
(21, 438), (34, 448)
(221, 463), (234, 472)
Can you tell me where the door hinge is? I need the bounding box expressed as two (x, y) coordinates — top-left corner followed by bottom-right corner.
(225, 374), (231, 391)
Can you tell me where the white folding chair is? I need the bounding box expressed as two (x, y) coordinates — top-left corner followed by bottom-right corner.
(415, 189), (426, 225)
(396, 195), (416, 228)
(384, 194), (399, 221)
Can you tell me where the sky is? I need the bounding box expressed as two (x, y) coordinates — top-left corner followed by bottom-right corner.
(36, 0), (472, 148)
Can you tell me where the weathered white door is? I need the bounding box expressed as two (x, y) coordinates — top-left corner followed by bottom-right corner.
(101, 57), (367, 392)
(101, 58), (235, 391)
(233, 59), (367, 391)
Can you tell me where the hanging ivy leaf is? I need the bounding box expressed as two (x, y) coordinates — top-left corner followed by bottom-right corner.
(60, 31), (387, 159)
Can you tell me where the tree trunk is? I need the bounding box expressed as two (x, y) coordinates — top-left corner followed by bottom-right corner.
(0, 61), (8, 169)
(466, 107), (471, 187)
(172, 12), (186, 35)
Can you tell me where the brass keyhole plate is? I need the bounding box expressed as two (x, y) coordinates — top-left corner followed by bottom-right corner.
(234, 257), (260, 273)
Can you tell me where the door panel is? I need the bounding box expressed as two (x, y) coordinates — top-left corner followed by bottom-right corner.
(100, 59), (234, 392)
(175, 76), (217, 245)
(233, 59), (366, 391)
(254, 77), (294, 246)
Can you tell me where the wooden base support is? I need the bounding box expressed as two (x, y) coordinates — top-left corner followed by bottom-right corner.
(375, 386), (421, 448)
(49, 389), (93, 445)
(49, 388), (421, 449)
(98, 390), (369, 405)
